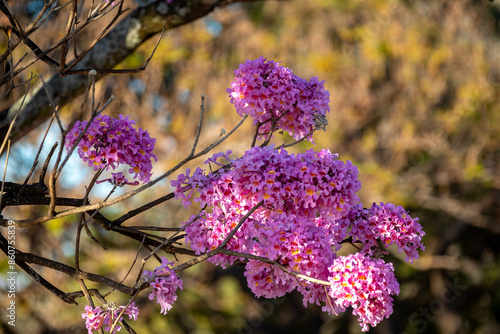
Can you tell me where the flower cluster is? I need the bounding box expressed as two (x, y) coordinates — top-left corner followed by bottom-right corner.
(341, 203), (426, 262)
(227, 56), (330, 142)
(65, 114), (157, 183)
(172, 146), (361, 266)
(244, 213), (344, 300)
(142, 258), (183, 315)
(326, 253), (400, 331)
(172, 144), (424, 331)
(75, 58), (425, 333)
(82, 302), (139, 334)
(174, 146), (361, 218)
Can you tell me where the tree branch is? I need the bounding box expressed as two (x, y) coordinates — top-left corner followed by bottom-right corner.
(1, 0), (267, 144)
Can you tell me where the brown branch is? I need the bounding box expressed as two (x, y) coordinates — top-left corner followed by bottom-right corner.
(59, 0), (78, 70)
(1, 195), (82, 208)
(1, 112), (247, 227)
(89, 210), (196, 256)
(1, 0), (270, 144)
(18, 117), (55, 198)
(114, 192), (174, 225)
(8, 29), (60, 70)
(0, 233), (132, 304)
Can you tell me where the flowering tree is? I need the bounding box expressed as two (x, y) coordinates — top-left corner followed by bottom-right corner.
(0, 1), (427, 333)
(4, 55), (424, 333)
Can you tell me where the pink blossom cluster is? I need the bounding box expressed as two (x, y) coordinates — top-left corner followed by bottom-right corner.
(227, 56), (330, 141)
(172, 144), (424, 331)
(171, 146), (361, 266)
(142, 258), (183, 315)
(82, 302), (139, 334)
(173, 146), (361, 218)
(341, 202), (426, 262)
(72, 58), (425, 332)
(244, 212), (345, 300)
(65, 114), (157, 183)
(325, 253), (400, 331)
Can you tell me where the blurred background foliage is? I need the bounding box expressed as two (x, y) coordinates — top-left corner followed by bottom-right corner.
(1, 0), (500, 333)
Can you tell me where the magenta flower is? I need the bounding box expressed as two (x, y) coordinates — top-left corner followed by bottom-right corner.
(172, 146), (360, 268)
(326, 253), (400, 332)
(82, 302), (139, 334)
(227, 56), (330, 142)
(142, 258), (183, 315)
(340, 202), (425, 262)
(65, 114), (157, 183)
(173, 145), (361, 219)
(171, 144), (424, 330)
(82, 305), (105, 333)
(167, 59), (425, 332)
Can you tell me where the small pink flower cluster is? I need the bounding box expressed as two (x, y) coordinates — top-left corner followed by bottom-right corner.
(142, 258), (183, 315)
(65, 114), (157, 183)
(82, 302), (139, 334)
(342, 203), (426, 263)
(325, 253), (400, 331)
(227, 56), (330, 141)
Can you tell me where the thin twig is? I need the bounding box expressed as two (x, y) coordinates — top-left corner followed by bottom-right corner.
(59, 0), (78, 70)
(280, 128), (316, 149)
(75, 169), (105, 270)
(40, 74), (65, 133)
(0, 140), (11, 210)
(39, 142), (58, 184)
(190, 95), (205, 156)
(18, 116), (55, 198)
(64, 25), (165, 75)
(114, 192), (175, 225)
(130, 209), (206, 295)
(0, 73), (33, 157)
(62, 2), (129, 74)
(219, 249), (331, 285)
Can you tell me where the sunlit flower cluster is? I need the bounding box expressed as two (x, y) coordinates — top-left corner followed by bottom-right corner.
(172, 143), (424, 332)
(82, 302), (139, 334)
(227, 56), (330, 141)
(173, 146), (360, 218)
(171, 146), (361, 266)
(142, 258), (183, 315)
(76, 58), (425, 333)
(341, 202), (426, 262)
(244, 212), (344, 300)
(325, 253), (400, 331)
(65, 114), (157, 183)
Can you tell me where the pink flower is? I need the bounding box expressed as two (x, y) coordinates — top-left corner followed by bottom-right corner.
(82, 302), (139, 334)
(173, 146), (361, 219)
(340, 203), (425, 262)
(227, 57), (330, 142)
(65, 114), (157, 183)
(166, 58), (426, 332)
(142, 258), (183, 315)
(82, 305), (105, 333)
(326, 253), (400, 332)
